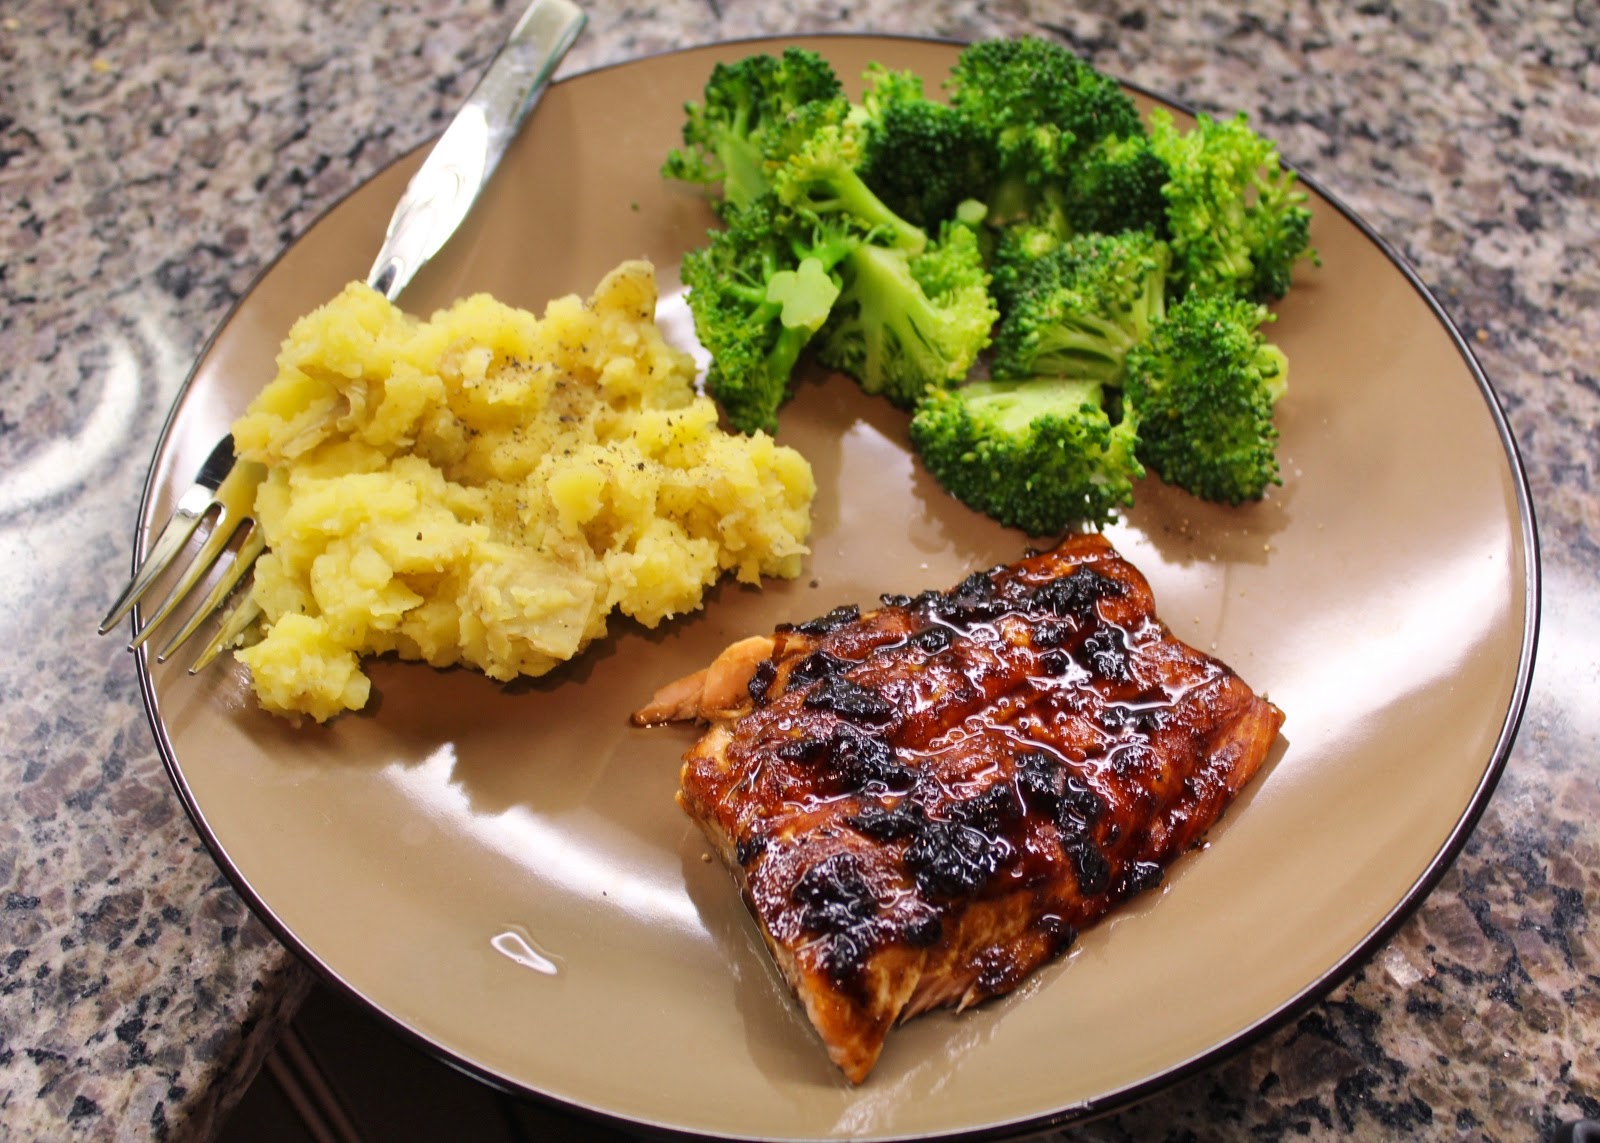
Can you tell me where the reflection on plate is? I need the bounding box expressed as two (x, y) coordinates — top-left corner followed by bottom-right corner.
(135, 36), (1537, 1142)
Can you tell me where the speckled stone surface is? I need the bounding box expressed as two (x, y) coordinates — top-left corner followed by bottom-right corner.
(1, 1), (1594, 1139)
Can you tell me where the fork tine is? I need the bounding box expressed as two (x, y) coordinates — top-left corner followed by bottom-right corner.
(155, 526), (267, 664)
(100, 436), (240, 636)
(98, 483), (214, 635)
(127, 455), (267, 652)
(189, 591), (264, 675)
(128, 509), (245, 651)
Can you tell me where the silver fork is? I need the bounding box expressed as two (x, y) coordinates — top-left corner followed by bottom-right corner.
(99, 0), (586, 671)
(97, 435), (268, 669)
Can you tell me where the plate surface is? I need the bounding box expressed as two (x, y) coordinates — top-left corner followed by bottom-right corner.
(137, 36), (1537, 1142)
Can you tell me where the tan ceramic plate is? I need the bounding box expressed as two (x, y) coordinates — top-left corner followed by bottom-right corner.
(135, 36), (1537, 1141)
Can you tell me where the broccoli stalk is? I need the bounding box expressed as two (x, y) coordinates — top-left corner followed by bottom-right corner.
(909, 378), (1143, 533)
(817, 221), (998, 409)
(1123, 292), (1289, 504)
(764, 121), (996, 410)
(764, 255), (842, 332)
(773, 123), (929, 252)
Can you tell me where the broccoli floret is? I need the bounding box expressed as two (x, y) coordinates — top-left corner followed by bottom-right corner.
(816, 220), (998, 409)
(1147, 108), (1316, 301)
(681, 194), (856, 434)
(984, 137), (1168, 314)
(772, 122), (929, 252)
(757, 95), (852, 168)
(909, 377), (1143, 533)
(1063, 133), (1172, 237)
(662, 49), (845, 214)
(947, 36), (1145, 227)
(1122, 291), (1289, 505)
(852, 66), (996, 228)
(666, 39), (1312, 515)
(991, 230), (1170, 384)
(988, 222), (1065, 313)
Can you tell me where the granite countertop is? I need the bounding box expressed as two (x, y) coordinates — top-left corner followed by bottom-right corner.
(2, 1), (1595, 1138)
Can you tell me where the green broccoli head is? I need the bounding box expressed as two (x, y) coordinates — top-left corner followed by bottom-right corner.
(909, 377), (1143, 533)
(853, 66), (997, 229)
(816, 220), (998, 409)
(1123, 291), (1289, 505)
(1147, 108), (1316, 302)
(988, 221), (1066, 313)
(947, 36), (1145, 227)
(757, 95), (852, 168)
(1063, 133), (1172, 237)
(991, 230), (1171, 384)
(662, 48), (845, 214)
(948, 36), (1144, 161)
(771, 122), (929, 252)
(681, 194), (855, 435)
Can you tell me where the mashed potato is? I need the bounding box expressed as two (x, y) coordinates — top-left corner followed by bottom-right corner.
(230, 261), (814, 722)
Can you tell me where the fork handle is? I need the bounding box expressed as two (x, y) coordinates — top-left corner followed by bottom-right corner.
(366, 0), (587, 301)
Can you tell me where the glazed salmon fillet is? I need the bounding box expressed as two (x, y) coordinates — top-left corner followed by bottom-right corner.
(634, 533), (1284, 1083)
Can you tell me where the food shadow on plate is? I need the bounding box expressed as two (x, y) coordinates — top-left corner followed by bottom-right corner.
(805, 357), (1296, 578)
(203, 625), (658, 820)
(1116, 469), (1293, 571)
(782, 363), (1034, 579)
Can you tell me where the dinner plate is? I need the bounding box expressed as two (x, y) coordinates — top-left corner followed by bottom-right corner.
(134, 35), (1538, 1141)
